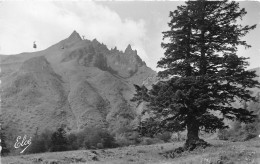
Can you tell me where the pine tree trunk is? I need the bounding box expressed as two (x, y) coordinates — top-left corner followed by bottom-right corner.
(186, 120), (200, 142)
(184, 117), (209, 151)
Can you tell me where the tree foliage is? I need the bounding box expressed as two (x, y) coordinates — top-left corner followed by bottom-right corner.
(132, 0), (259, 149)
(27, 129), (52, 154)
(51, 127), (68, 152)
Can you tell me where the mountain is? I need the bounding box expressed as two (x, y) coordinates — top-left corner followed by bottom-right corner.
(0, 31), (156, 138)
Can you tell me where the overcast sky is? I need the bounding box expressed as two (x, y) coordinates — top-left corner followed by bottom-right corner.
(0, 1), (259, 71)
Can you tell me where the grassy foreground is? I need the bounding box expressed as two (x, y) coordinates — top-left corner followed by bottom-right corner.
(1, 138), (260, 164)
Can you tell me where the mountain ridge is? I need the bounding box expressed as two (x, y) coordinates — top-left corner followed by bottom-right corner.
(0, 31), (156, 139)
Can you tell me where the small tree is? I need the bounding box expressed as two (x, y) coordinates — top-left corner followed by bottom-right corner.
(0, 125), (10, 156)
(132, 0), (259, 150)
(51, 127), (68, 152)
(79, 127), (116, 149)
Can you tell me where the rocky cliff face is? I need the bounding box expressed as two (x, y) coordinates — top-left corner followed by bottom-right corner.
(0, 31), (156, 138)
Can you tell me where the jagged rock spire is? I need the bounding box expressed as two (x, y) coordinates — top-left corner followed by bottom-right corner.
(125, 44), (133, 53)
(68, 30), (82, 42)
(92, 38), (100, 45)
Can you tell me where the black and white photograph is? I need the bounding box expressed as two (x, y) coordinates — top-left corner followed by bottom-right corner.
(0, 0), (260, 163)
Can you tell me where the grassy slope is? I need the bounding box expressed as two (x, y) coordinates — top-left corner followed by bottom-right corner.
(2, 138), (260, 164)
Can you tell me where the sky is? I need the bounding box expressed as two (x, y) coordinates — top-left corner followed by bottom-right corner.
(0, 1), (259, 71)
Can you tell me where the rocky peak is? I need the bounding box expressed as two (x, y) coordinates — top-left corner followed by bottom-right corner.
(92, 38), (99, 43)
(125, 44), (133, 53)
(68, 30), (82, 42)
(61, 34), (147, 77)
(92, 38), (101, 47)
(112, 46), (119, 52)
(88, 39), (108, 52)
(124, 44), (145, 66)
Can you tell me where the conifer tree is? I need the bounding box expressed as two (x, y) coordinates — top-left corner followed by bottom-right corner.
(51, 127), (68, 152)
(132, 0), (259, 150)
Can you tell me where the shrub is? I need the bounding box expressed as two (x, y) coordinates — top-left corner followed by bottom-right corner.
(156, 132), (172, 142)
(27, 126), (121, 153)
(67, 133), (79, 151)
(115, 134), (135, 147)
(98, 130), (117, 148)
(241, 122), (258, 140)
(27, 130), (52, 154)
(232, 121), (242, 131)
(218, 119), (259, 142)
(96, 143), (104, 149)
(218, 129), (230, 140)
(171, 132), (186, 141)
(27, 137), (47, 154)
(141, 137), (164, 145)
(78, 127), (117, 149)
(128, 131), (142, 144)
(142, 138), (154, 145)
